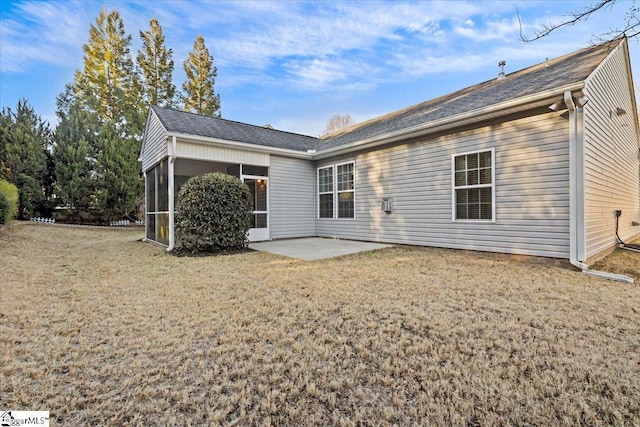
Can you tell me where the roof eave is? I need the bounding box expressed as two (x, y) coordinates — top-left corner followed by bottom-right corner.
(166, 131), (315, 159)
(314, 82), (586, 160)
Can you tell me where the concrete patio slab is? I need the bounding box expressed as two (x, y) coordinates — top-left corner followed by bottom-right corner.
(249, 237), (392, 261)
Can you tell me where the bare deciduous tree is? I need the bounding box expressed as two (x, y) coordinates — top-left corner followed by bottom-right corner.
(517, 0), (640, 42)
(321, 114), (355, 137)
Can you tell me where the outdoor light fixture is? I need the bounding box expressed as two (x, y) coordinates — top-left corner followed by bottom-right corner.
(575, 96), (589, 107)
(548, 100), (563, 111)
(548, 95), (587, 111)
(610, 107), (627, 118)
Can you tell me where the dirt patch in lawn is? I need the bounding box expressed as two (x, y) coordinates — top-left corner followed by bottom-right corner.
(1, 225), (639, 425)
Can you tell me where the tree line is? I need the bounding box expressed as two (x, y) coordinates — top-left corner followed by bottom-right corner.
(0, 8), (220, 223)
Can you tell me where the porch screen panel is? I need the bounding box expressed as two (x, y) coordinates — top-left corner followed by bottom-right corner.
(146, 168), (156, 212)
(145, 159), (171, 245)
(156, 213), (169, 245)
(157, 160), (169, 212)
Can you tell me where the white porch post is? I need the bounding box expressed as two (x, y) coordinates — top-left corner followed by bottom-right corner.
(142, 171), (147, 241)
(167, 136), (177, 251)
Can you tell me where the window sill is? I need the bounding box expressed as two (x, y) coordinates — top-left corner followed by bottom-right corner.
(317, 217), (356, 220)
(452, 219), (495, 224)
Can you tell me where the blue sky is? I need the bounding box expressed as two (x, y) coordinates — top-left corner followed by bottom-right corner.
(1, 0), (639, 136)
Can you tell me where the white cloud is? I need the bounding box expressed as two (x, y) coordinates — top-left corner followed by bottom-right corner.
(284, 58), (347, 89)
(391, 51), (488, 77)
(4, 0), (639, 137)
(0, 0), (514, 90)
(0, 1), (89, 72)
(453, 17), (521, 42)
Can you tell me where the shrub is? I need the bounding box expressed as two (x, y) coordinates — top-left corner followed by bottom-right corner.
(0, 179), (19, 224)
(175, 172), (253, 254)
(0, 192), (9, 225)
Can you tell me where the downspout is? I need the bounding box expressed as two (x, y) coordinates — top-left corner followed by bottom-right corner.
(566, 91), (588, 270)
(167, 136), (177, 252)
(566, 91), (633, 283)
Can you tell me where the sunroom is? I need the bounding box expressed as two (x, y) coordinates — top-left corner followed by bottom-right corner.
(144, 157), (269, 248)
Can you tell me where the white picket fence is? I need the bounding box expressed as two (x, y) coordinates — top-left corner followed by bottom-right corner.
(110, 219), (144, 227)
(30, 217), (55, 224)
(28, 217), (144, 227)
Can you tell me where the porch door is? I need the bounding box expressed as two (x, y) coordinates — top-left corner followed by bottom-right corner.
(243, 176), (269, 241)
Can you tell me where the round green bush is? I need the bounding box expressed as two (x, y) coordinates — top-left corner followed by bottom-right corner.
(0, 192), (9, 225)
(175, 172), (253, 254)
(0, 179), (19, 224)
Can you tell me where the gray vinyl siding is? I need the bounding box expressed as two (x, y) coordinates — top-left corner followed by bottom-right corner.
(269, 155), (316, 239)
(141, 110), (169, 172)
(583, 42), (640, 259)
(315, 112), (571, 258)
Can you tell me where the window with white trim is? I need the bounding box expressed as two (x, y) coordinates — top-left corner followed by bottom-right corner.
(453, 149), (494, 221)
(336, 162), (354, 218)
(318, 166), (334, 218)
(318, 161), (355, 219)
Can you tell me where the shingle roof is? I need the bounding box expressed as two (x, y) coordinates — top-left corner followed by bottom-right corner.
(322, 39), (620, 148)
(148, 39), (620, 154)
(151, 106), (320, 151)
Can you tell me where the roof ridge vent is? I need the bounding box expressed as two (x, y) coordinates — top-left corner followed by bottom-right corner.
(497, 60), (506, 80)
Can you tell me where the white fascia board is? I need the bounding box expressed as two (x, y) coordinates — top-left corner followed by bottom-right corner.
(314, 82), (585, 160)
(166, 131), (314, 159)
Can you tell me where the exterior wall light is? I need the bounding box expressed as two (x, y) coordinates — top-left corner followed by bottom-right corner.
(610, 107), (627, 118)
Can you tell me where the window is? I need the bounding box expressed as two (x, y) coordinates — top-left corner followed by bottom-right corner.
(318, 166), (334, 218)
(318, 161), (355, 219)
(452, 149), (494, 221)
(337, 162), (354, 218)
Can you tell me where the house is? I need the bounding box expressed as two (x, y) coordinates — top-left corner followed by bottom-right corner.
(140, 38), (640, 267)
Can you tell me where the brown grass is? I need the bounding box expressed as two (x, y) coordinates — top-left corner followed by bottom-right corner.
(1, 225), (639, 426)
(591, 237), (640, 282)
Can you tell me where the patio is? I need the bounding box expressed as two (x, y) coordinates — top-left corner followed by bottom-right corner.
(249, 237), (392, 260)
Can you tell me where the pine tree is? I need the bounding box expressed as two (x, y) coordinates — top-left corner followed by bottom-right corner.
(0, 99), (52, 218)
(182, 35), (221, 116)
(53, 95), (97, 222)
(62, 8), (145, 222)
(94, 124), (142, 221)
(137, 18), (176, 108)
(74, 8), (143, 135)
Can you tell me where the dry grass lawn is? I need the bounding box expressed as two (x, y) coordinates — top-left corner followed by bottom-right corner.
(1, 225), (639, 426)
